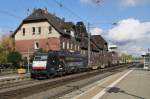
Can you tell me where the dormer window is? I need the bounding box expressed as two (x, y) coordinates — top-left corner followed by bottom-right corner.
(32, 27), (35, 35)
(22, 28), (25, 36)
(70, 31), (75, 37)
(64, 29), (66, 32)
(64, 29), (70, 33)
(66, 30), (70, 33)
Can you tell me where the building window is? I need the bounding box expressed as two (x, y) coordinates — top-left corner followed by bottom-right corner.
(76, 45), (78, 51)
(38, 27), (41, 34)
(34, 41), (39, 49)
(78, 45), (80, 51)
(62, 42), (65, 49)
(74, 45), (76, 51)
(70, 31), (75, 37)
(67, 42), (69, 49)
(49, 26), (52, 33)
(81, 50), (83, 54)
(23, 28), (25, 36)
(83, 50), (85, 55)
(71, 43), (73, 49)
(66, 30), (70, 33)
(32, 27), (35, 35)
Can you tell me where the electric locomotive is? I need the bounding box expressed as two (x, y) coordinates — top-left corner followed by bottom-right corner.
(31, 51), (87, 79)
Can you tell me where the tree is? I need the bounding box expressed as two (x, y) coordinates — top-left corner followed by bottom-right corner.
(0, 44), (8, 63)
(1, 34), (15, 51)
(7, 51), (22, 68)
(0, 33), (15, 64)
(120, 53), (133, 63)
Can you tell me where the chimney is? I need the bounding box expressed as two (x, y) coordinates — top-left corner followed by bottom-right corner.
(44, 8), (48, 14)
(33, 8), (36, 13)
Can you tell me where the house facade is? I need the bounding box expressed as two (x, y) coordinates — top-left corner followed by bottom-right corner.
(12, 8), (82, 58)
(12, 8), (110, 67)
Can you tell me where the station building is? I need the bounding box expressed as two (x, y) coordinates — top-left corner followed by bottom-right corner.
(11, 8), (110, 67)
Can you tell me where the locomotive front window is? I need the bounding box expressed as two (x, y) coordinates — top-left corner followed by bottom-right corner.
(34, 55), (48, 61)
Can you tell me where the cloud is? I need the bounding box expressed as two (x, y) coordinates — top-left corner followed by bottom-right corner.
(80, 0), (148, 7)
(88, 19), (150, 56)
(121, 0), (145, 7)
(80, 0), (101, 5)
(80, 0), (91, 4)
(106, 18), (150, 56)
(117, 42), (148, 56)
(91, 27), (103, 35)
(108, 18), (150, 42)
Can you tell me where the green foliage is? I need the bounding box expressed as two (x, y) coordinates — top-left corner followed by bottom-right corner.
(0, 52), (7, 63)
(23, 57), (28, 65)
(7, 51), (22, 66)
(0, 34), (15, 64)
(0, 44), (8, 63)
(120, 53), (133, 63)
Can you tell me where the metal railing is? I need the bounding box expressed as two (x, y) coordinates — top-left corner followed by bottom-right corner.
(0, 69), (17, 75)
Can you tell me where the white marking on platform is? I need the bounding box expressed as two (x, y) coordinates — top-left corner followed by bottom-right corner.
(72, 73), (115, 99)
(92, 70), (133, 99)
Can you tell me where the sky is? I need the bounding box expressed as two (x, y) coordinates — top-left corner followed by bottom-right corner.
(0, 0), (150, 56)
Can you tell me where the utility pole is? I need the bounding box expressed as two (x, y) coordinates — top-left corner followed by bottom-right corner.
(87, 23), (91, 67)
(27, 48), (30, 73)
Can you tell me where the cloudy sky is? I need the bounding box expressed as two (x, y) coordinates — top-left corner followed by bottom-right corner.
(0, 0), (149, 56)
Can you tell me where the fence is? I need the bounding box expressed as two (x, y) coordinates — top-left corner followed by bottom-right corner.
(0, 69), (17, 75)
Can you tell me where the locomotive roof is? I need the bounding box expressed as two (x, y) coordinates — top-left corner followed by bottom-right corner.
(48, 51), (82, 57)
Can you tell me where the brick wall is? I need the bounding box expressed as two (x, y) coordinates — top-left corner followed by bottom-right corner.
(15, 37), (60, 57)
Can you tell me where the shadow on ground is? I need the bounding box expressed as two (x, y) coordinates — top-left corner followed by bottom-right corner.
(107, 87), (145, 99)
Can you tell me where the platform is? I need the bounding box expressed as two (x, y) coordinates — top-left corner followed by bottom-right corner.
(61, 68), (150, 99)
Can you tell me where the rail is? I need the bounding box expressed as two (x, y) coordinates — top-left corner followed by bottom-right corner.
(0, 63), (135, 99)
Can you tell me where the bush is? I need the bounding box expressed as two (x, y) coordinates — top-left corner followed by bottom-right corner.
(7, 51), (22, 68)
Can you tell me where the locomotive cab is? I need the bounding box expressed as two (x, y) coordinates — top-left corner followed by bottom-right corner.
(31, 53), (49, 79)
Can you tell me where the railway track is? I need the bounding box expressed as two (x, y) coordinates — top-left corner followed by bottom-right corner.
(0, 64), (134, 99)
(0, 79), (38, 90)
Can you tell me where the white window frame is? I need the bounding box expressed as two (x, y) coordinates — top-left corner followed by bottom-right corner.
(67, 42), (69, 49)
(22, 28), (25, 36)
(62, 42), (65, 49)
(74, 45), (76, 51)
(71, 43), (73, 49)
(49, 26), (52, 34)
(34, 41), (39, 50)
(78, 45), (80, 51)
